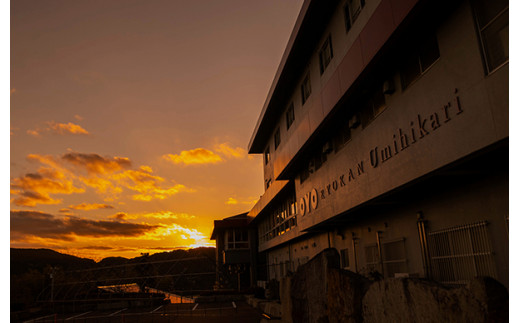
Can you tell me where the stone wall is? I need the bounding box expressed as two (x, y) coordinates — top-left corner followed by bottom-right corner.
(280, 248), (508, 323)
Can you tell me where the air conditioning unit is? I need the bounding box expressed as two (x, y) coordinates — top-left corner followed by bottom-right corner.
(322, 141), (333, 154)
(349, 115), (360, 129)
(383, 79), (395, 94)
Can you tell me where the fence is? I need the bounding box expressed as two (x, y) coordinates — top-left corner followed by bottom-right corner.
(427, 221), (497, 286)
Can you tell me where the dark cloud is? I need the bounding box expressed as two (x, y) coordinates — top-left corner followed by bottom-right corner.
(110, 212), (128, 220)
(11, 210), (160, 241)
(62, 153), (131, 174)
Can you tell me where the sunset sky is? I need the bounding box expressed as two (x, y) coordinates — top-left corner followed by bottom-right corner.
(10, 0), (304, 260)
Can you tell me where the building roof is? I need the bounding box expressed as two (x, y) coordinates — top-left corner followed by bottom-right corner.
(210, 212), (251, 240)
(248, 0), (340, 153)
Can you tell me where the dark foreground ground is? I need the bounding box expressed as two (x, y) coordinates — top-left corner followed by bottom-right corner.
(13, 301), (268, 323)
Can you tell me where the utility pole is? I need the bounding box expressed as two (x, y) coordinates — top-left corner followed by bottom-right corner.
(50, 267), (55, 303)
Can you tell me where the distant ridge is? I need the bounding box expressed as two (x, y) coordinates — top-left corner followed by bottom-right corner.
(10, 248), (97, 275)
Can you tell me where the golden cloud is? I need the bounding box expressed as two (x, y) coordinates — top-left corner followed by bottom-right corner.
(163, 148), (223, 165)
(147, 223), (208, 246)
(47, 121), (89, 135)
(10, 167), (84, 207)
(11, 152), (191, 207)
(215, 143), (247, 159)
(112, 167), (193, 201)
(162, 143), (248, 167)
(27, 122), (90, 137)
(68, 203), (114, 211)
(225, 197), (258, 205)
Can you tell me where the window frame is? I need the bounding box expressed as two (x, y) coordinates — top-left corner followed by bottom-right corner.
(264, 146), (270, 165)
(301, 73), (312, 105)
(471, 0), (508, 74)
(319, 35), (334, 74)
(344, 0), (365, 32)
(274, 128), (281, 150)
(286, 103), (295, 130)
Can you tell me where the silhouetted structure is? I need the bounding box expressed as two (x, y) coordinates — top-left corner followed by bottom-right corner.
(210, 213), (258, 290)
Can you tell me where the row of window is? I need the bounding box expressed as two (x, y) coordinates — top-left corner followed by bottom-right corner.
(265, 0), (508, 174)
(300, 30), (441, 184)
(258, 192), (298, 243)
(263, 0), (368, 167)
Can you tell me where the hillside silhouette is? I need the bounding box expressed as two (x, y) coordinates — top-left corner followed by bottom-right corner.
(11, 247), (216, 312)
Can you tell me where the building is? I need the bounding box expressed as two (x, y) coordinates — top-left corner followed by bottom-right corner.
(210, 212), (258, 290)
(247, 0), (508, 288)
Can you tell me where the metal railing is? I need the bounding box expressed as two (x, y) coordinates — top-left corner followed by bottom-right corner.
(427, 221), (497, 286)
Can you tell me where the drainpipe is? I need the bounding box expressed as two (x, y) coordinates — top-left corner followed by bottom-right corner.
(416, 212), (431, 279)
(376, 231), (384, 277)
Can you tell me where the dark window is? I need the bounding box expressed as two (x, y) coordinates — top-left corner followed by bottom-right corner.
(361, 85), (386, 128)
(319, 35), (334, 74)
(301, 73), (312, 105)
(340, 248), (350, 268)
(345, 0), (365, 32)
(300, 167), (310, 184)
(286, 103), (295, 130)
(274, 128), (281, 150)
(400, 33), (440, 90)
(333, 120), (352, 151)
(472, 0), (508, 73)
(264, 147), (270, 165)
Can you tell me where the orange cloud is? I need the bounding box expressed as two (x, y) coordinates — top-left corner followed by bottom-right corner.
(147, 223), (209, 247)
(163, 148), (223, 165)
(10, 167), (84, 207)
(27, 122), (90, 137)
(26, 129), (42, 137)
(215, 143), (247, 159)
(112, 166), (193, 201)
(47, 121), (89, 135)
(225, 197), (258, 205)
(68, 203), (114, 210)
(162, 143), (248, 166)
(11, 152), (191, 207)
(62, 152), (131, 175)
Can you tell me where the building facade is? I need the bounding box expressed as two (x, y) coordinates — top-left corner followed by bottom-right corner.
(247, 0), (508, 287)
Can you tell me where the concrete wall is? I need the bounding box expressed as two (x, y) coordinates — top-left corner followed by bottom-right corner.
(280, 248), (508, 323)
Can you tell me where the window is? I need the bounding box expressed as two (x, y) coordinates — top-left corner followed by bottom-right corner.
(319, 35), (334, 74)
(286, 103), (295, 130)
(344, 0), (365, 32)
(365, 244), (380, 273)
(259, 191), (297, 243)
(264, 147), (270, 165)
(333, 120), (352, 151)
(381, 238), (408, 278)
(400, 33), (440, 90)
(226, 229), (249, 249)
(266, 178), (272, 190)
(274, 128), (281, 150)
(472, 0), (508, 73)
(360, 85), (386, 128)
(427, 221), (497, 286)
(301, 73), (312, 105)
(340, 248), (350, 268)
